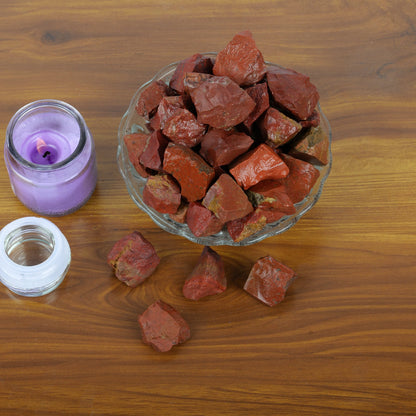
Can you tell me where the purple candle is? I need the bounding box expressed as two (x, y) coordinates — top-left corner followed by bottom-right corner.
(4, 100), (98, 216)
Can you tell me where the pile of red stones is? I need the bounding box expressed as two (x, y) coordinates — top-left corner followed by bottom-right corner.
(124, 30), (329, 243)
(108, 232), (296, 352)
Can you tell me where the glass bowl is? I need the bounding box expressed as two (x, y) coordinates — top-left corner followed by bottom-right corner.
(117, 53), (332, 246)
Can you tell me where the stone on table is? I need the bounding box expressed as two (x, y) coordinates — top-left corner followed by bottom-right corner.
(243, 256), (296, 307)
(138, 300), (191, 352)
(107, 231), (160, 287)
(182, 246), (226, 300)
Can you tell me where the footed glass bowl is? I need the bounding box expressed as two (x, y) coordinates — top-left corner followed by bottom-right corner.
(117, 53), (332, 246)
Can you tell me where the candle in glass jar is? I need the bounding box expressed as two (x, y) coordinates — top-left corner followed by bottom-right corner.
(4, 100), (98, 216)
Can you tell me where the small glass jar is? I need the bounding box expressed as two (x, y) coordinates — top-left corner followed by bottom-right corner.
(4, 99), (98, 216)
(0, 217), (71, 297)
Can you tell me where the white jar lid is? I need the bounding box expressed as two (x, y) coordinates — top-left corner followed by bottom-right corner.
(0, 217), (71, 297)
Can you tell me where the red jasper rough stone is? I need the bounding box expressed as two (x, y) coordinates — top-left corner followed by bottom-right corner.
(138, 300), (191, 352)
(226, 208), (267, 242)
(139, 130), (169, 171)
(183, 246), (226, 300)
(213, 30), (267, 86)
(256, 207), (286, 224)
(162, 108), (206, 147)
(135, 81), (168, 118)
(190, 76), (256, 129)
(202, 173), (253, 223)
(299, 109), (320, 128)
(229, 143), (289, 190)
(288, 125), (330, 165)
(199, 128), (253, 167)
(243, 256), (296, 307)
(243, 82), (270, 130)
(186, 202), (224, 237)
(142, 173), (181, 214)
(163, 143), (215, 202)
(279, 153), (320, 204)
(260, 107), (302, 148)
(156, 96), (185, 130)
(107, 231), (160, 287)
(247, 181), (296, 215)
(123, 133), (150, 178)
(267, 66), (319, 120)
(183, 72), (213, 94)
(169, 53), (213, 94)
(169, 202), (188, 224)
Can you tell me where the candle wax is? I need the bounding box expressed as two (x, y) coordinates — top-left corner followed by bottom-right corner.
(22, 130), (72, 165)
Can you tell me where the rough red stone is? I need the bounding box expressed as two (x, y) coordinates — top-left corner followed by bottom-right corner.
(183, 72), (213, 94)
(202, 174), (253, 223)
(299, 109), (320, 128)
(288, 125), (330, 165)
(169, 202), (188, 223)
(162, 108), (206, 147)
(186, 202), (224, 237)
(247, 181), (296, 215)
(148, 111), (161, 132)
(135, 81), (168, 118)
(138, 300), (191, 352)
(182, 246), (226, 300)
(123, 133), (150, 178)
(170, 53), (213, 94)
(226, 208), (267, 242)
(199, 128), (253, 167)
(190, 76), (256, 129)
(279, 153), (320, 204)
(213, 30), (267, 86)
(163, 143), (215, 202)
(260, 107), (302, 148)
(267, 66), (319, 120)
(243, 256), (296, 307)
(156, 96), (185, 130)
(243, 82), (270, 130)
(256, 207), (286, 224)
(142, 173), (181, 214)
(107, 231), (160, 287)
(229, 143), (289, 190)
(139, 130), (169, 171)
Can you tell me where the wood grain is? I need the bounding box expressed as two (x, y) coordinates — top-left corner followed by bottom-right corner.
(1, 1), (416, 415)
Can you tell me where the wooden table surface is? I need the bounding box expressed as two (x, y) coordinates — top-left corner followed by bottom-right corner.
(1, 1), (415, 415)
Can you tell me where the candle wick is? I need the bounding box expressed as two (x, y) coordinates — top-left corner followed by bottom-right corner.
(42, 150), (51, 159)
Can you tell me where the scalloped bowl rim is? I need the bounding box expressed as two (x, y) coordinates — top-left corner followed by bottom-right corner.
(117, 54), (332, 246)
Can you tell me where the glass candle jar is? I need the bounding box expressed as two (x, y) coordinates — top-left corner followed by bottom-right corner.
(0, 217), (71, 297)
(4, 100), (98, 216)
